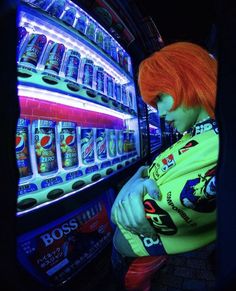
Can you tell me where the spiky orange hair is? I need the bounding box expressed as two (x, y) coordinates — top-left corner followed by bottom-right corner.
(138, 42), (217, 117)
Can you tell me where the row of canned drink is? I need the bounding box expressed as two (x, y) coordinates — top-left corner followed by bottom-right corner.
(21, 0), (132, 74)
(16, 118), (137, 180)
(17, 28), (135, 108)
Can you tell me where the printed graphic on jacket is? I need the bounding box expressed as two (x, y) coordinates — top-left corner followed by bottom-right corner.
(178, 140), (198, 154)
(180, 167), (216, 213)
(144, 199), (177, 235)
(161, 154), (176, 172)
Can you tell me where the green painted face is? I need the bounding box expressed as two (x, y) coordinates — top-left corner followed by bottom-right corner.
(156, 94), (203, 133)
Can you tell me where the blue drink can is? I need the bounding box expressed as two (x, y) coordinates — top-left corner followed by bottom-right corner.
(95, 28), (104, 49)
(85, 21), (96, 42)
(80, 128), (95, 164)
(61, 7), (77, 26)
(123, 52), (130, 73)
(33, 120), (58, 175)
(107, 129), (117, 157)
(106, 74), (114, 98)
(30, 0), (50, 10)
(127, 90), (134, 109)
(129, 130), (136, 151)
(82, 58), (94, 88)
(117, 130), (124, 155)
(117, 49), (123, 67)
(47, 0), (66, 18)
(96, 128), (107, 160)
(103, 35), (111, 55)
(114, 83), (121, 102)
(75, 13), (87, 34)
(65, 50), (80, 82)
(44, 41), (65, 75)
(95, 66), (104, 93)
(17, 27), (28, 60)
(16, 118), (32, 179)
(17, 27), (28, 50)
(122, 85), (128, 106)
(123, 130), (130, 152)
(20, 33), (47, 68)
(59, 121), (78, 169)
(110, 39), (117, 62)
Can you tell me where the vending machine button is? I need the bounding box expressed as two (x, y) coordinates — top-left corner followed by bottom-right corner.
(117, 164), (123, 170)
(91, 173), (101, 182)
(47, 189), (64, 200)
(125, 161), (130, 166)
(72, 180), (86, 190)
(66, 82), (81, 92)
(86, 89), (97, 98)
(101, 95), (109, 103)
(112, 100), (118, 107)
(106, 168), (113, 175)
(17, 198), (37, 210)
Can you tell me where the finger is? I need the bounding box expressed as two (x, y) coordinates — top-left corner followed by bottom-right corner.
(117, 200), (133, 230)
(141, 166), (149, 178)
(120, 195), (140, 229)
(143, 178), (161, 200)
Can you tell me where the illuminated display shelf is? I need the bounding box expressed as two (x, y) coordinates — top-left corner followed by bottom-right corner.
(19, 2), (133, 83)
(16, 153), (139, 217)
(17, 77), (137, 118)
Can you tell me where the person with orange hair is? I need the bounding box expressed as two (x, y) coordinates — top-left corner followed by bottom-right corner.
(110, 42), (219, 290)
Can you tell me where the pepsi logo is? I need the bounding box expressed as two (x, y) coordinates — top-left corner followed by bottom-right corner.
(65, 135), (75, 147)
(16, 135), (25, 152)
(40, 135), (53, 149)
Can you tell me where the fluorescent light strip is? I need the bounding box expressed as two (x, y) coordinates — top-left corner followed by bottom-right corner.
(19, 15), (128, 84)
(18, 85), (131, 120)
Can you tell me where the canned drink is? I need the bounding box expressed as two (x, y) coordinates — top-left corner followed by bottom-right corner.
(117, 49), (123, 67)
(123, 52), (130, 73)
(107, 129), (117, 157)
(17, 27), (28, 50)
(94, 66), (104, 92)
(114, 83), (121, 102)
(20, 33), (47, 68)
(47, 0), (66, 18)
(121, 85), (128, 106)
(129, 130), (136, 151)
(127, 90), (133, 109)
(103, 35), (111, 55)
(80, 128), (95, 164)
(59, 121), (78, 169)
(95, 28), (104, 49)
(16, 118), (32, 179)
(81, 58), (94, 88)
(64, 50), (80, 82)
(96, 128), (107, 160)
(17, 27), (28, 60)
(33, 119), (58, 174)
(44, 41), (65, 75)
(123, 130), (130, 152)
(110, 39), (117, 62)
(61, 7), (77, 26)
(117, 130), (124, 155)
(106, 74), (114, 98)
(75, 13), (87, 34)
(30, 0), (50, 10)
(85, 21), (96, 42)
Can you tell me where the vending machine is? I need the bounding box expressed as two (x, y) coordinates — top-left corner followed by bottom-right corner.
(16, 0), (149, 288)
(147, 104), (162, 157)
